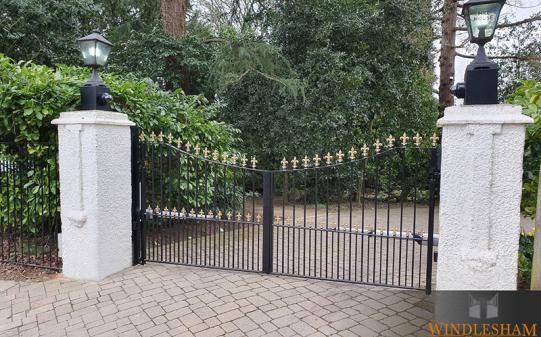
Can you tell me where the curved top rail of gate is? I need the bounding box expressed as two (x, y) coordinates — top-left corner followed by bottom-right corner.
(139, 131), (440, 173)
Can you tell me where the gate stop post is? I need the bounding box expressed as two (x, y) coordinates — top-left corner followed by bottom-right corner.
(436, 105), (532, 290)
(52, 111), (135, 281)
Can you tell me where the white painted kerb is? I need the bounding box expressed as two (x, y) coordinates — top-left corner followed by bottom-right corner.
(52, 110), (135, 281)
(436, 104), (532, 290)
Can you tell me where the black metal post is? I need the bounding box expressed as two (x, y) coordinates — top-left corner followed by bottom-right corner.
(131, 126), (142, 265)
(425, 147), (440, 294)
(262, 171), (274, 274)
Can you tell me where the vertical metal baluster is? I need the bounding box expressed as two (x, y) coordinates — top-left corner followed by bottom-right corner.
(0, 147), (4, 263)
(194, 152), (200, 265)
(204, 157), (209, 266)
(314, 169), (319, 278)
(251, 173), (256, 270)
(287, 172), (291, 275)
(303, 169), (307, 276)
(385, 156), (392, 285)
(222, 165), (227, 268)
(141, 141), (147, 265)
(349, 162), (354, 281)
(337, 164), (341, 280)
(160, 145), (165, 262)
(426, 147), (438, 294)
(373, 155), (379, 284)
(398, 147), (405, 286)
(262, 172), (274, 274)
(242, 169), (246, 270)
(292, 171), (296, 274)
(411, 150), (419, 288)
(403, 151), (410, 287)
(325, 167), (329, 279)
(212, 162), (217, 267)
(6, 158), (12, 263)
(282, 172), (286, 274)
(232, 167), (237, 269)
(168, 147), (173, 263)
(378, 155), (384, 284)
(355, 158), (364, 282)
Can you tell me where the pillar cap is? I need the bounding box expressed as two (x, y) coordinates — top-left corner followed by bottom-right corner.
(52, 110), (135, 126)
(437, 104), (533, 127)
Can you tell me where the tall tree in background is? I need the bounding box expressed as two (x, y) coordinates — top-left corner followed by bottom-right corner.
(160, 0), (188, 37)
(438, 0), (458, 111)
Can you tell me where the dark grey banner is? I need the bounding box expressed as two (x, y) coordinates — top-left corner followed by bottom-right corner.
(429, 291), (541, 337)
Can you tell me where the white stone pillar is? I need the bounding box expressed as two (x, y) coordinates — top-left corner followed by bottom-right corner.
(436, 105), (532, 290)
(52, 111), (135, 281)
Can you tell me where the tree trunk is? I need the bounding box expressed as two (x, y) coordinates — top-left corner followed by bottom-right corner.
(160, 0), (187, 38)
(531, 162), (541, 290)
(438, 0), (458, 113)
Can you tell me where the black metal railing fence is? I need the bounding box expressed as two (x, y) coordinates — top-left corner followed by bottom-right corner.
(0, 141), (61, 270)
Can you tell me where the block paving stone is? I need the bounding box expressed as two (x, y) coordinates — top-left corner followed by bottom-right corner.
(0, 263), (433, 336)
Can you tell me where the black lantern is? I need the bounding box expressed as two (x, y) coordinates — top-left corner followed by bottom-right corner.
(77, 30), (114, 111)
(451, 0), (506, 105)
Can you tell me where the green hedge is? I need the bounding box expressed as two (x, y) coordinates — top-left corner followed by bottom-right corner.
(506, 80), (541, 217)
(0, 54), (239, 232)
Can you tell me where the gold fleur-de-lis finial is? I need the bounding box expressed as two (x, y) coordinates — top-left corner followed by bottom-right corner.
(190, 208), (195, 216)
(256, 214), (262, 223)
(217, 210), (223, 219)
(400, 133), (410, 146)
(186, 142), (192, 152)
(212, 150), (220, 161)
(373, 139), (383, 153)
(167, 133), (173, 144)
(281, 157), (288, 170)
(172, 207), (178, 213)
(274, 215), (281, 223)
(226, 211), (232, 220)
(158, 131), (164, 142)
(349, 147), (357, 160)
(231, 153), (238, 164)
(154, 205), (160, 213)
(430, 133), (440, 147)
(361, 144), (369, 157)
(291, 157), (299, 169)
(194, 144), (201, 155)
(139, 132), (145, 142)
(181, 207), (186, 214)
(313, 154), (321, 167)
(222, 152), (229, 163)
(324, 152), (333, 165)
(164, 206), (169, 213)
(302, 156), (310, 168)
(246, 213), (252, 222)
(251, 156), (258, 169)
(241, 155), (248, 167)
(199, 209), (205, 217)
(150, 131), (156, 142)
(208, 210), (214, 217)
(236, 212), (242, 221)
(386, 135), (396, 148)
(413, 133), (422, 146)
(336, 150), (345, 163)
(176, 138), (182, 148)
(203, 147), (210, 159)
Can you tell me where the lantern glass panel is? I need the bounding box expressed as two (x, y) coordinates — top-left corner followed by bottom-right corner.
(464, 3), (503, 42)
(79, 40), (111, 67)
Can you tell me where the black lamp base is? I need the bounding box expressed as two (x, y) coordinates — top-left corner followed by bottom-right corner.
(80, 84), (112, 111)
(464, 66), (498, 105)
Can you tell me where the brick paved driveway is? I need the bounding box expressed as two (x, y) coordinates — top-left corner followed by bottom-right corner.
(0, 264), (433, 337)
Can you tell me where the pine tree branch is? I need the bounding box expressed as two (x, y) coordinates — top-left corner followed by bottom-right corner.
(456, 52), (541, 62)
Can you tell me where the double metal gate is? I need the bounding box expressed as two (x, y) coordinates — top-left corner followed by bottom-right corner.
(132, 128), (439, 293)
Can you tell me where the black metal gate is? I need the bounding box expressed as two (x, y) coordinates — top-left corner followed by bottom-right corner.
(132, 129), (439, 293)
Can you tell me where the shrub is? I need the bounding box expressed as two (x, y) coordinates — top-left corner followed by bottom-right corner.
(518, 228), (535, 289)
(0, 54), (238, 232)
(506, 80), (541, 217)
